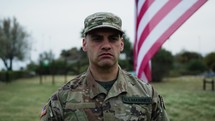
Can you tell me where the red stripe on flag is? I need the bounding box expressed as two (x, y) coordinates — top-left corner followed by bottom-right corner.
(146, 0), (208, 60)
(137, 0), (181, 79)
(134, 0), (207, 82)
(136, 0), (154, 28)
(137, 0), (181, 55)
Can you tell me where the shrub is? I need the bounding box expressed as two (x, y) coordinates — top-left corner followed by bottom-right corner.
(0, 71), (27, 82)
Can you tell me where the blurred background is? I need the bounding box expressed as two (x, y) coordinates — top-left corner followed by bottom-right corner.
(0, 0), (215, 121)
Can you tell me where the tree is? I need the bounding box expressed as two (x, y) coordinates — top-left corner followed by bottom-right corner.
(186, 59), (207, 74)
(119, 32), (133, 71)
(175, 51), (202, 64)
(38, 50), (55, 74)
(204, 52), (215, 72)
(60, 47), (88, 74)
(152, 48), (174, 82)
(0, 17), (30, 71)
(174, 51), (205, 75)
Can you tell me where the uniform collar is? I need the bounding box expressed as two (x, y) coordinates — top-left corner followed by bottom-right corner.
(85, 66), (128, 100)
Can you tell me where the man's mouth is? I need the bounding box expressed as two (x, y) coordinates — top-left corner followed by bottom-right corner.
(99, 53), (113, 58)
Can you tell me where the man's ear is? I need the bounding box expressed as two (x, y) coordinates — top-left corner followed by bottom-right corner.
(82, 38), (87, 52)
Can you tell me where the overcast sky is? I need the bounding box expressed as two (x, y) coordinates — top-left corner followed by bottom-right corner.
(0, 0), (214, 70)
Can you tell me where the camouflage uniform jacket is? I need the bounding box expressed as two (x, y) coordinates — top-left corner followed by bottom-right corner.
(40, 67), (169, 121)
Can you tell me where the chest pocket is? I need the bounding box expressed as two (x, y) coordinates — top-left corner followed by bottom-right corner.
(130, 104), (152, 121)
(112, 96), (152, 121)
(64, 102), (95, 121)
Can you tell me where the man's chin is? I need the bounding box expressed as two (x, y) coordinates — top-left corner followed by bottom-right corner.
(99, 63), (112, 68)
(98, 61), (115, 68)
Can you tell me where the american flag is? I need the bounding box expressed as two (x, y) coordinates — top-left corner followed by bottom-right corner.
(134, 0), (207, 82)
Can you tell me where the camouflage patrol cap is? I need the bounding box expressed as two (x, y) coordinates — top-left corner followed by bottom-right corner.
(84, 12), (124, 35)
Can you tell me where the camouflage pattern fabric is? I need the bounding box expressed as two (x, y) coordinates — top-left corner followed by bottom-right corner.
(83, 12), (124, 35)
(40, 66), (169, 121)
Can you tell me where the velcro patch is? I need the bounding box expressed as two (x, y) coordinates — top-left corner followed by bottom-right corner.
(122, 96), (152, 104)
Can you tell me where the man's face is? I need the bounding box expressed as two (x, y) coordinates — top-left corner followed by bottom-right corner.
(82, 28), (124, 69)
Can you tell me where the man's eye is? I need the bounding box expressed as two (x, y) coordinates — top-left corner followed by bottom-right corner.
(109, 36), (119, 42)
(92, 37), (102, 42)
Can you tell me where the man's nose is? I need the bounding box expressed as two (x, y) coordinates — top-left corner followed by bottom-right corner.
(101, 39), (111, 51)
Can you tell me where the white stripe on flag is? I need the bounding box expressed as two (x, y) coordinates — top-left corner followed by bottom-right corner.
(137, 0), (197, 75)
(137, 0), (146, 15)
(137, 0), (168, 43)
(134, 0), (207, 82)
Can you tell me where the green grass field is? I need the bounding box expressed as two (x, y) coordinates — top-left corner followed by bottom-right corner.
(0, 75), (215, 121)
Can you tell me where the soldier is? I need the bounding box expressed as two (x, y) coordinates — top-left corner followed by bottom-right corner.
(40, 12), (169, 121)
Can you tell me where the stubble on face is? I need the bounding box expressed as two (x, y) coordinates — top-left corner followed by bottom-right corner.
(83, 29), (123, 70)
(88, 40), (119, 70)
(96, 50), (118, 69)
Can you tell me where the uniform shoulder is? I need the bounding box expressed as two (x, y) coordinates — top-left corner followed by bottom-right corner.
(56, 72), (87, 93)
(50, 72), (87, 102)
(122, 70), (150, 85)
(122, 70), (153, 95)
